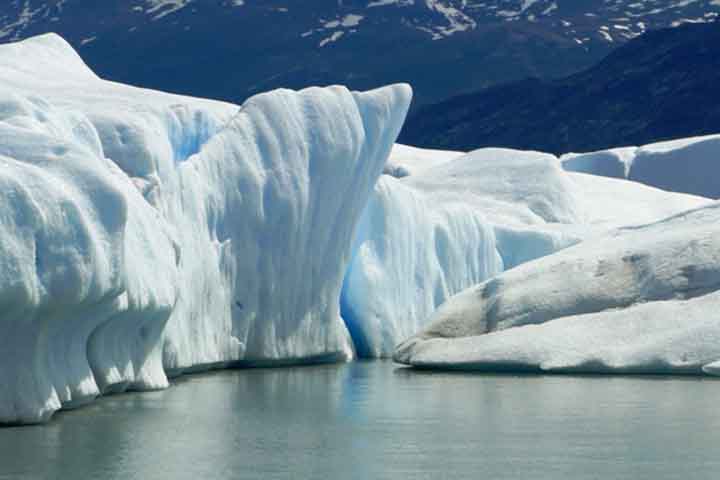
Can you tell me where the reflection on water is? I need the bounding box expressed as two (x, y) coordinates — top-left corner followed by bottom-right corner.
(1, 361), (719, 480)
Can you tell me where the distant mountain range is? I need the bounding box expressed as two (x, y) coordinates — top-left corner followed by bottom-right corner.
(1, 1), (718, 110)
(400, 22), (720, 154)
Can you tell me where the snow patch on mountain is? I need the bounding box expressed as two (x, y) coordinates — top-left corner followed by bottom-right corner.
(423, 0), (477, 38)
(368, 0), (415, 7)
(0, 1), (46, 40)
(146, 1), (193, 20)
(319, 31), (344, 47)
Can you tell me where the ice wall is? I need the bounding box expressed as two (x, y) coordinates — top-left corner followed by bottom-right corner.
(0, 90), (179, 423)
(341, 176), (503, 357)
(0, 34), (411, 424)
(163, 85), (412, 371)
(344, 148), (709, 358)
(343, 149), (585, 358)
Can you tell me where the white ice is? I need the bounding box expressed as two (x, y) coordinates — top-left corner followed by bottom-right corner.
(0, 33), (411, 424)
(395, 202), (720, 375)
(562, 134), (720, 198)
(382, 143), (463, 178)
(2, 32), (717, 424)
(341, 175), (503, 357)
(344, 148), (708, 357)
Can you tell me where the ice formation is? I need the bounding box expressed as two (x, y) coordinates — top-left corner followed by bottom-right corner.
(2, 32), (718, 423)
(0, 33), (411, 424)
(341, 175), (503, 357)
(162, 83), (411, 373)
(344, 148), (708, 357)
(394, 202), (720, 375)
(562, 134), (720, 198)
(382, 143), (462, 178)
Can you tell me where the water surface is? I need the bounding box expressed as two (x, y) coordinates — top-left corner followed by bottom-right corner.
(1, 361), (719, 479)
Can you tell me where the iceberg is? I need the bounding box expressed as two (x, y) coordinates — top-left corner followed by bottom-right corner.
(1, 33), (716, 423)
(162, 83), (411, 373)
(344, 148), (708, 357)
(562, 135), (720, 199)
(0, 33), (411, 424)
(395, 202), (720, 375)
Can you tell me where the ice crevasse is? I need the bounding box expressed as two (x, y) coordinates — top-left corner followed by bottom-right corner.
(0, 33), (411, 424)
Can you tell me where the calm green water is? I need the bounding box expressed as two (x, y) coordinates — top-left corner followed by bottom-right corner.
(1, 361), (719, 480)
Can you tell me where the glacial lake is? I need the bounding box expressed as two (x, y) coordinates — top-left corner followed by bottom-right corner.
(1, 361), (719, 480)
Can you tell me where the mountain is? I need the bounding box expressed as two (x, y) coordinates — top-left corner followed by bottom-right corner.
(0, 1), (718, 109)
(399, 22), (720, 153)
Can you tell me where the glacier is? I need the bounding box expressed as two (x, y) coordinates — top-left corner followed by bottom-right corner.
(562, 134), (720, 199)
(2, 32), (719, 424)
(345, 148), (709, 357)
(394, 202), (720, 374)
(0, 33), (411, 424)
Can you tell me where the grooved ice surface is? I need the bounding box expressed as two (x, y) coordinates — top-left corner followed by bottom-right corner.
(0, 33), (411, 424)
(346, 148), (708, 357)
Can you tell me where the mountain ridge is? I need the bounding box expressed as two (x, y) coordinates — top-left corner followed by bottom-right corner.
(399, 22), (720, 154)
(1, 1), (717, 109)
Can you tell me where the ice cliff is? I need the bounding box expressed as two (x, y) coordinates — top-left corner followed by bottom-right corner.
(0, 33), (411, 424)
(345, 148), (708, 357)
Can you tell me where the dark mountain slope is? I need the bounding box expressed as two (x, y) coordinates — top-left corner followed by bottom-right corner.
(400, 22), (720, 154)
(1, 1), (718, 110)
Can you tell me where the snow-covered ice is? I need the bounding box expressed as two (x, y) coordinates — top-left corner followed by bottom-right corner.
(344, 148), (708, 357)
(383, 143), (462, 178)
(0, 89), (180, 423)
(2, 32), (718, 424)
(0, 33), (411, 424)
(395, 202), (720, 374)
(164, 84), (411, 372)
(562, 134), (720, 198)
(341, 175), (503, 357)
